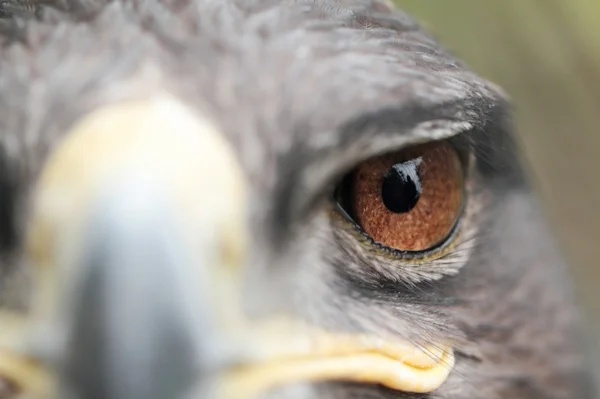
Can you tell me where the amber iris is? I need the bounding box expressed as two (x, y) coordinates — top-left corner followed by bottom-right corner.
(351, 141), (463, 252)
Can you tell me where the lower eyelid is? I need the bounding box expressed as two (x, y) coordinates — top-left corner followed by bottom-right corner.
(331, 203), (463, 262)
(328, 179), (481, 284)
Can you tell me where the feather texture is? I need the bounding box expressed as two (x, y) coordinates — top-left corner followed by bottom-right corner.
(0, 1), (592, 397)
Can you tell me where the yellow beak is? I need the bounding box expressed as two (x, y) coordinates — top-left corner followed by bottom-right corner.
(0, 96), (454, 399)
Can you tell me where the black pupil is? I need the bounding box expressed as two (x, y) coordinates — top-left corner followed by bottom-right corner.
(381, 158), (423, 214)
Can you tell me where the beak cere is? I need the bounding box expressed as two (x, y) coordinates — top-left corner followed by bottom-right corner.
(25, 95), (250, 399)
(0, 95), (455, 399)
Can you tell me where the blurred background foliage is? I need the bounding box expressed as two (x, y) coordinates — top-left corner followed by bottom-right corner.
(396, 1), (600, 344)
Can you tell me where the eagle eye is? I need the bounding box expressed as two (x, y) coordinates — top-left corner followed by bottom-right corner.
(335, 141), (464, 253)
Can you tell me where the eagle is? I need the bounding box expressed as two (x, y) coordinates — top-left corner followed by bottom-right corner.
(0, 0), (596, 398)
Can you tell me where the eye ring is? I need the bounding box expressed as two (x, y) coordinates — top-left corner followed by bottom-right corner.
(333, 141), (466, 258)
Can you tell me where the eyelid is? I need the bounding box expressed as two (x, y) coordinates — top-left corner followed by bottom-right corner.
(283, 120), (474, 230)
(333, 201), (464, 261)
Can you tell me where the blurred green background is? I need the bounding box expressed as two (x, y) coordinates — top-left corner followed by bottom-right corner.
(396, 1), (600, 345)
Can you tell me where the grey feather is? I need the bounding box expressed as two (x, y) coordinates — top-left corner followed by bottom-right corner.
(0, 0), (594, 398)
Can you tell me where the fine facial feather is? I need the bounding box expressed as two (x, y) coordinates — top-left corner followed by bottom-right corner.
(0, 0), (594, 398)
